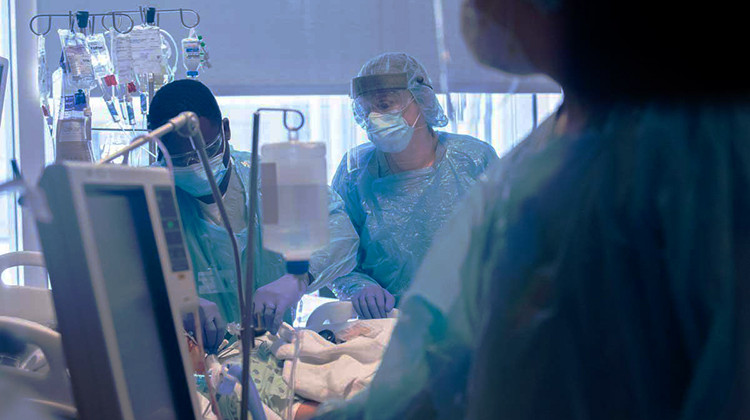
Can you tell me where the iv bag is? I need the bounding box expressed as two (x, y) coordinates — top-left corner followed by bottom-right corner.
(260, 141), (329, 263)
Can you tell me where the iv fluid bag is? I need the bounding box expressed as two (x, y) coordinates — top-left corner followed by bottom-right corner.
(182, 29), (201, 78)
(261, 142), (329, 262)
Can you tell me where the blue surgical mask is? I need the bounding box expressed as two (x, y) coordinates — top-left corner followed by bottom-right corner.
(173, 150), (229, 197)
(366, 108), (421, 154)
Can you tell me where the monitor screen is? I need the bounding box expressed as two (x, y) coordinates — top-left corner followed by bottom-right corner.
(84, 186), (193, 420)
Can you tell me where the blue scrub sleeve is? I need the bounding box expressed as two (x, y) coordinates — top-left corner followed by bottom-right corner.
(308, 188), (360, 292)
(327, 156), (383, 299)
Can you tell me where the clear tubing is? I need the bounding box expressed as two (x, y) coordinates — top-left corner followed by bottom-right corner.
(192, 310), (223, 420)
(432, 0), (456, 130)
(287, 311), (302, 420)
(160, 28), (179, 81)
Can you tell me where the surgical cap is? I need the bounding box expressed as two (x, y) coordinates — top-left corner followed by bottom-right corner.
(352, 52), (449, 128)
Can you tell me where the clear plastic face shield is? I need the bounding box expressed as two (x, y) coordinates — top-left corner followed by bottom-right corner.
(351, 73), (412, 128)
(347, 71), (438, 165)
(354, 89), (415, 129)
(346, 72), (412, 170)
(433, 0), (562, 151)
(459, 0), (539, 78)
(167, 126), (226, 167)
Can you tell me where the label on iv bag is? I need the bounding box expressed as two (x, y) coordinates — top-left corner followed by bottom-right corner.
(113, 34), (135, 82)
(64, 44), (94, 79)
(260, 163), (279, 225)
(86, 34), (115, 79)
(130, 26), (164, 75)
(56, 119), (85, 142)
(182, 37), (201, 76)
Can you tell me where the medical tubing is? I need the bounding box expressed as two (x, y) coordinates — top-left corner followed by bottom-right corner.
(241, 111), (263, 420)
(191, 122), (264, 420)
(98, 116), (237, 420)
(287, 314), (302, 420)
(97, 111), (186, 167)
(160, 28), (179, 78)
(193, 310), (224, 420)
(432, 0), (456, 128)
(188, 131), (245, 321)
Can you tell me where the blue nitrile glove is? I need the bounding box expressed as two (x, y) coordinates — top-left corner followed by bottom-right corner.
(183, 298), (227, 354)
(252, 274), (307, 335)
(351, 283), (396, 319)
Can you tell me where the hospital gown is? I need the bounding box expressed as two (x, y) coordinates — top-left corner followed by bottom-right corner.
(196, 341), (297, 420)
(317, 101), (750, 419)
(330, 131), (498, 300)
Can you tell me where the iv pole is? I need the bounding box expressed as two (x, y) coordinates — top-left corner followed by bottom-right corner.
(240, 108), (304, 420)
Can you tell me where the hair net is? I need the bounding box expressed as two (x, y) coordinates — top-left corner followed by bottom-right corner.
(353, 52), (448, 128)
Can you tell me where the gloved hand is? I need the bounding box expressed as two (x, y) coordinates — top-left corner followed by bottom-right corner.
(226, 363), (243, 380)
(252, 274), (307, 335)
(183, 298), (227, 355)
(351, 283), (395, 319)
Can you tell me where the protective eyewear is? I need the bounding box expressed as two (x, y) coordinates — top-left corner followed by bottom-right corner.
(168, 128), (226, 167)
(356, 89), (415, 116)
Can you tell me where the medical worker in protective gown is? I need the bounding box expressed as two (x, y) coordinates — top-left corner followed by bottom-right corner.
(149, 80), (359, 340)
(462, 0), (750, 418)
(314, 0), (750, 418)
(329, 52), (499, 319)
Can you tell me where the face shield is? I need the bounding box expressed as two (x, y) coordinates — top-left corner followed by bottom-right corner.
(351, 73), (413, 130)
(428, 0), (563, 153)
(344, 58), (451, 170)
(459, 0), (539, 77)
(166, 127), (226, 167)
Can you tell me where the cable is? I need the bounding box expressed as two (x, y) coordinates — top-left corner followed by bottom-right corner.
(241, 112), (262, 420)
(287, 320), (302, 420)
(193, 309), (223, 420)
(186, 121), (266, 420)
(188, 133), (245, 322)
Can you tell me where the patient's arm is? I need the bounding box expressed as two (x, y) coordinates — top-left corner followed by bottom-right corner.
(295, 402), (320, 420)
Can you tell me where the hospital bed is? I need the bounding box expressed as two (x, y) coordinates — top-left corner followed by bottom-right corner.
(305, 300), (398, 331)
(0, 251), (55, 327)
(0, 249), (396, 420)
(212, 301), (398, 420)
(0, 251), (75, 419)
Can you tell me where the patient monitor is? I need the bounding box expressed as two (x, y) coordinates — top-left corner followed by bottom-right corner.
(36, 162), (202, 420)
